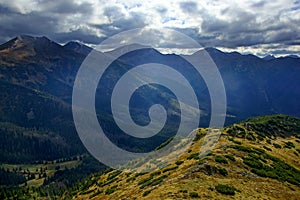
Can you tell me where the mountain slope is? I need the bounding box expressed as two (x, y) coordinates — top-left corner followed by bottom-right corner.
(73, 115), (300, 200)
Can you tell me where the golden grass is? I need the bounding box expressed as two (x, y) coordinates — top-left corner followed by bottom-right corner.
(74, 127), (300, 200)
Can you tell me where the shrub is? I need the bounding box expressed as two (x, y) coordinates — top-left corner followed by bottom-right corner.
(150, 171), (161, 177)
(215, 184), (236, 195)
(247, 155), (300, 186)
(243, 157), (263, 169)
(107, 170), (121, 180)
(142, 190), (151, 197)
(98, 177), (118, 187)
(189, 192), (199, 198)
(233, 140), (242, 145)
(105, 185), (117, 195)
(89, 190), (102, 199)
(193, 133), (204, 141)
(230, 145), (253, 153)
(284, 142), (295, 149)
(134, 172), (147, 177)
(162, 166), (178, 173)
(138, 176), (153, 185)
(187, 153), (199, 160)
(225, 154), (236, 162)
(257, 135), (264, 141)
(150, 175), (167, 186)
(273, 143), (281, 149)
(139, 175), (168, 189)
(251, 168), (278, 179)
(208, 186), (214, 191)
(218, 168), (228, 176)
(126, 177), (136, 182)
(175, 160), (184, 165)
(215, 156), (228, 164)
(246, 133), (256, 141)
(263, 146), (272, 151)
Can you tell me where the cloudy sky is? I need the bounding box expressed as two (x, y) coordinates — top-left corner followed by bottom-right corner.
(0, 0), (299, 57)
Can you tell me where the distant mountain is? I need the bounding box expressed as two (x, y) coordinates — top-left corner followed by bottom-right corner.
(0, 35), (300, 158)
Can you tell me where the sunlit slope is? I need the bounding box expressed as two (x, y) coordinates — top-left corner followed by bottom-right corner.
(73, 114), (300, 200)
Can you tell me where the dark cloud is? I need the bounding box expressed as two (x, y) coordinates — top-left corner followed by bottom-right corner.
(92, 11), (147, 37)
(179, 1), (198, 14)
(0, 0), (298, 56)
(292, 0), (300, 10)
(197, 4), (300, 50)
(251, 1), (266, 8)
(156, 7), (168, 15)
(47, 1), (93, 14)
(26, 0), (93, 14)
(0, 11), (59, 43)
(103, 6), (126, 22)
(0, 0), (94, 44)
(285, 40), (300, 45)
(0, 4), (18, 14)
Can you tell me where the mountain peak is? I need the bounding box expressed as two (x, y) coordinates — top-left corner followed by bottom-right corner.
(15, 35), (52, 44)
(105, 43), (152, 53)
(0, 35), (57, 51)
(64, 41), (92, 55)
(263, 54), (276, 61)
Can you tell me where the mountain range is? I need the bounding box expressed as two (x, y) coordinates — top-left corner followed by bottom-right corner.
(0, 35), (299, 199)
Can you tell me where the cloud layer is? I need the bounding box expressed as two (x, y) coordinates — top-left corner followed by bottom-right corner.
(0, 0), (299, 56)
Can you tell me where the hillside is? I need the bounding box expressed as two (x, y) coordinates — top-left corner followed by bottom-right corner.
(72, 115), (300, 200)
